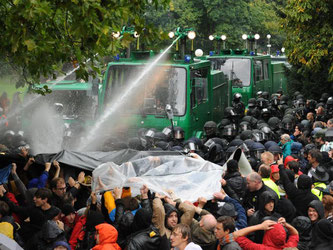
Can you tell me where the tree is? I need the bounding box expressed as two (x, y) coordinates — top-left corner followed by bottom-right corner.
(0, 0), (169, 87)
(145, 0), (284, 54)
(282, 0), (333, 97)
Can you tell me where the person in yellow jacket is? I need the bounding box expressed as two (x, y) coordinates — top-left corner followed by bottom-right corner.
(258, 164), (280, 198)
(310, 166), (329, 201)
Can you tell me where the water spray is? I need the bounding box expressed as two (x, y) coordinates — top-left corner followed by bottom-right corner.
(78, 36), (181, 151)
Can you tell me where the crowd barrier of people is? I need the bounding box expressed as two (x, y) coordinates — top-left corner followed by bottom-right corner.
(0, 90), (333, 250)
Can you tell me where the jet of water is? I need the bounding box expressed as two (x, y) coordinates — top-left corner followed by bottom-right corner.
(78, 37), (181, 151)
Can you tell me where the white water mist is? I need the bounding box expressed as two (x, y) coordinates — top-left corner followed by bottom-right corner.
(78, 37), (181, 151)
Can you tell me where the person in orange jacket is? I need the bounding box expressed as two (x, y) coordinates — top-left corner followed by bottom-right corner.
(92, 223), (121, 250)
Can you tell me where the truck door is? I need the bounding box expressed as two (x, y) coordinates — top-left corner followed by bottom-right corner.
(190, 68), (210, 137)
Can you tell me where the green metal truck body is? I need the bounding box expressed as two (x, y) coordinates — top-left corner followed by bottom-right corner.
(206, 50), (287, 105)
(99, 52), (231, 139)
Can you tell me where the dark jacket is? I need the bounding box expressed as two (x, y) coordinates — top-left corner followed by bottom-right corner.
(309, 219), (333, 250)
(279, 164), (319, 216)
(248, 191), (281, 243)
(223, 172), (247, 202)
(126, 225), (162, 250)
(35, 220), (67, 250)
(308, 200), (325, 223)
(243, 182), (275, 212)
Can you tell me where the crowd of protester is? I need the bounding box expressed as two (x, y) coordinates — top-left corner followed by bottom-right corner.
(0, 90), (333, 250)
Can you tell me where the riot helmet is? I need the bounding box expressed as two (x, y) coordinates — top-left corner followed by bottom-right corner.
(281, 117), (293, 131)
(240, 130), (253, 141)
(268, 117), (280, 131)
(296, 94), (304, 101)
(250, 142), (265, 160)
(262, 91), (269, 100)
(204, 138), (216, 151)
(224, 107), (237, 118)
(211, 137), (229, 151)
(145, 128), (156, 139)
(293, 91), (300, 100)
(252, 130), (266, 143)
(244, 139), (255, 150)
(248, 98), (257, 108)
(256, 98), (268, 108)
(173, 126), (185, 140)
(256, 91), (263, 98)
(162, 126), (173, 141)
(222, 125), (236, 138)
(271, 95), (280, 106)
(229, 139), (244, 147)
(204, 121), (217, 137)
(320, 93), (330, 103)
(233, 93), (242, 103)
(226, 146), (237, 159)
(153, 132), (168, 143)
(326, 97), (333, 109)
(268, 144), (282, 155)
(239, 121), (251, 132)
(261, 108), (271, 121)
(184, 139), (199, 153)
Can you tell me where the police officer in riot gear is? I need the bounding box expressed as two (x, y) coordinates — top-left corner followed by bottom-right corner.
(247, 98), (261, 119)
(270, 95), (283, 119)
(232, 93), (245, 118)
(203, 121), (218, 143)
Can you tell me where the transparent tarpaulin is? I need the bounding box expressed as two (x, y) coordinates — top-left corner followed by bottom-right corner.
(92, 155), (224, 202)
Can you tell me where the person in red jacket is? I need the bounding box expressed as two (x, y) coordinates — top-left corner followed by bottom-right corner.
(92, 223), (121, 250)
(233, 218), (299, 250)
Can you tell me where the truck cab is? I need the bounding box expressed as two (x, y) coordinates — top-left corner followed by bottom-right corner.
(99, 51), (230, 139)
(206, 49), (287, 105)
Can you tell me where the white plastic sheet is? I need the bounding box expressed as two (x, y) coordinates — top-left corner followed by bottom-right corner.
(92, 155), (224, 202)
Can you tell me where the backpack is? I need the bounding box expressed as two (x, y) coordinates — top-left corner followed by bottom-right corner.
(75, 225), (97, 250)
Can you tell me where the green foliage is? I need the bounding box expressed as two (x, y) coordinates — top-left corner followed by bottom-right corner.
(145, 0), (285, 53)
(0, 0), (169, 87)
(282, 0), (333, 86)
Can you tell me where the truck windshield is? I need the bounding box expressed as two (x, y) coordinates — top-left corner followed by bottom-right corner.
(25, 89), (97, 119)
(105, 65), (186, 116)
(209, 58), (251, 87)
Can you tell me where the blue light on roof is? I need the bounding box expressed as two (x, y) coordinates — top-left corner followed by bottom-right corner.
(184, 55), (191, 63)
(209, 51), (215, 56)
(114, 54), (120, 61)
(250, 51), (255, 56)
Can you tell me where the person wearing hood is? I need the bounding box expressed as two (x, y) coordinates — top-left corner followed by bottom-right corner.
(291, 216), (312, 250)
(35, 220), (67, 250)
(248, 191), (281, 243)
(307, 200), (325, 226)
(278, 157), (319, 216)
(152, 193), (195, 240)
(126, 208), (163, 250)
(309, 218), (333, 250)
(234, 218), (299, 250)
(92, 223), (121, 250)
(222, 160), (247, 202)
